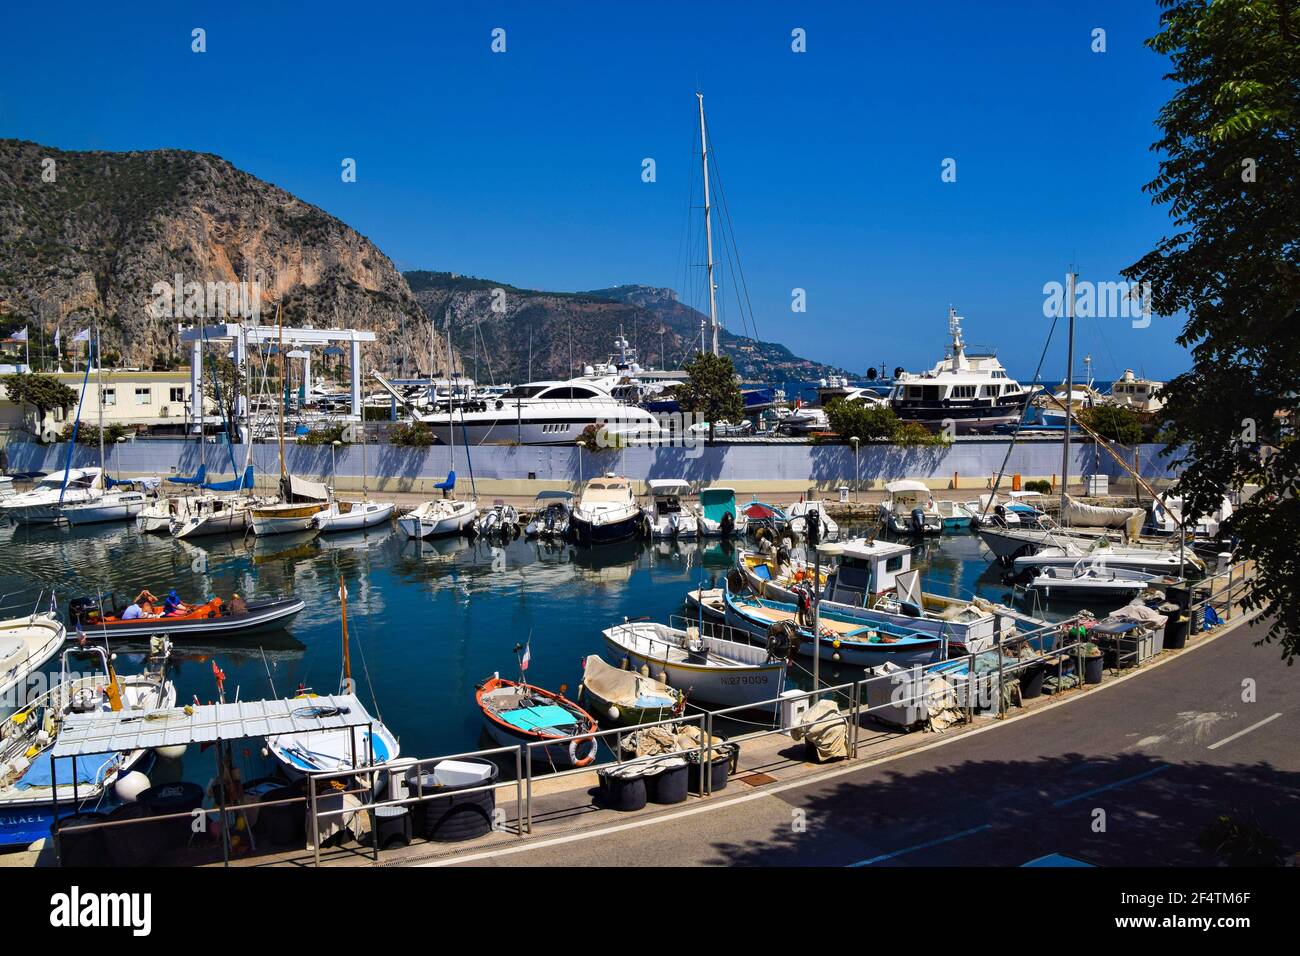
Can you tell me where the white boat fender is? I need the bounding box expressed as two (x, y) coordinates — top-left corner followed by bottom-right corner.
(115, 770), (151, 803)
(607, 705), (621, 722)
(154, 744), (188, 761)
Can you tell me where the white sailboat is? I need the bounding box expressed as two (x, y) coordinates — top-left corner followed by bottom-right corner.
(315, 411), (395, 533)
(399, 320), (478, 538)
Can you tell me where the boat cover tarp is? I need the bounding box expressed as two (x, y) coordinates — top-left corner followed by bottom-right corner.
(618, 723), (725, 758)
(204, 465), (254, 492)
(581, 656), (676, 710)
(788, 700), (849, 761)
(499, 704), (575, 732)
(167, 464), (206, 486)
(288, 474), (329, 502)
(15, 751), (118, 790)
(1063, 495), (1144, 529)
(1106, 604), (1169, 628)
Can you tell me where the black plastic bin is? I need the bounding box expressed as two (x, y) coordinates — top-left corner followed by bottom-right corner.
(139, 781), (205, 846)
(1019, 662), (1045, 699)
(408, 759), (500, 842)
(646, 757), (689, 805)
(1164, 588), (1192, 649)
(257, 784), (307, 846)
(1084, 653), (1104, 685)
(105, 802), (162, 866)
(598, 765), (649, 811)
(688, 741), (739, 793)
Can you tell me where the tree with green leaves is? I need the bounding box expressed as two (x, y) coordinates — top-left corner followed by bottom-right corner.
(1080, 405), (1146, 445)
(201, 356), (245, 434)
(1, 373), (78, 431)
(825, 399), (899, 442)
(676, 352), (744, 440)
(1122, 0), (1299, 658)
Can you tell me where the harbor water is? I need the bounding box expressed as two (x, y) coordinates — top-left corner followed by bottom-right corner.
(0, 519), (1050, 780)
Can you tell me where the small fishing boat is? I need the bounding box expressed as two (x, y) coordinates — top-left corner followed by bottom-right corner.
(570, 474), (642, 546)
(933, 499), (976, 530)
(786, 500), (840, 541)
(476, 664), (598, 768)
(398, 497), (479, 539)
(524, 490), (574, 538)
(645, 479), (698, 539)
(0, 604), (66, 719)
(879, 481), (943, 535)
(697, 486), (747, 537)
(475, 502), (520, 538)
(578, 654), (683, 727)
(723, 586), (942, 668)
(601, 619), (788, 711)
(314, 498), (395, 533)
(684, 587), (727, 624)
(67, 593), (305, 638)
(742, 500), (788, 538)
(735, 548), (829, 605)
(1020, 561), (1166, 601)
(0, 640), (175, 847)
(267, 577), (400, 775)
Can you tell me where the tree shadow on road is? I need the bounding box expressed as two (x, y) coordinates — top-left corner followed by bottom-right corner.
(706, 751), (1300, 867)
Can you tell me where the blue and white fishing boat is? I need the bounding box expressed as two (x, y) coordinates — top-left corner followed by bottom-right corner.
(722, 585), (942, 668)
(266, 578), (399, 775)
(0, 640), (175, 847)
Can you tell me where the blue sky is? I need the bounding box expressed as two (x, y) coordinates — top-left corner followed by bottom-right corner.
(0, 1), (1188, 380)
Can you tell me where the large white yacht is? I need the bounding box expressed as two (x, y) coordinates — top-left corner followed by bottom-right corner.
(413, 378), (665, 446)
(889, 308), (1029, 433)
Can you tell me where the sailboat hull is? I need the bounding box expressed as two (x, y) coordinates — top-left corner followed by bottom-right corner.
(62, 493), (147, 526)
(251, 503), (327, 535)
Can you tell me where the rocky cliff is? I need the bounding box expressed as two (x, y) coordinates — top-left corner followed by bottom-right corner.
(406, 272), (858, 384)
(0, 139), (450, 374)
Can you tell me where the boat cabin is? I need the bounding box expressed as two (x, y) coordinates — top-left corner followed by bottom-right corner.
(579, 475), (635, 509)
(884, 480), (933, 511)
(699, 486), (738, 522)
(824, 539), (913, 606)
(647, 479), (690, 516)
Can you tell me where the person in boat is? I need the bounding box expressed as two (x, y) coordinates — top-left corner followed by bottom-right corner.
(229, 593), (248, 615)
(122, 589), (161, 621)
(162, 588), (190, 617)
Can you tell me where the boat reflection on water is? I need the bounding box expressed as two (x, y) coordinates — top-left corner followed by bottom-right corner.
(250, 528), (320, 562)
(314, 524), (394, 553)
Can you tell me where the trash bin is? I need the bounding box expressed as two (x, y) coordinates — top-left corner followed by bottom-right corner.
(1165, 587), (1192, 646)
(646, 756), (689, 805)
(1019, 662), (1046, 699)
(597, 764), (649, 812)
(688, 741), (739, 793)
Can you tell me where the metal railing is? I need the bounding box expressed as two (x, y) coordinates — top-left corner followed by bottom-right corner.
(46, 578), (1268, 867)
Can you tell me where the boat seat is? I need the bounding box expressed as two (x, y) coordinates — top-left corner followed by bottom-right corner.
(500, 704), (574, 732)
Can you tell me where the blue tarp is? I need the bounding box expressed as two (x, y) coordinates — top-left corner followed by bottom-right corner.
(167, 463), (206, 485)
(202, 464), (254, 492)
(16, 751), (117, 790)
(499, 704), (576, 733)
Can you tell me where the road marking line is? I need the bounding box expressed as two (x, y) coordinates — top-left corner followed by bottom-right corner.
(1207, 712), (1283, 751)
(848, 824), (993, 866)
(414, 610), (1259, 867)
(1052, 764), (1171, 807)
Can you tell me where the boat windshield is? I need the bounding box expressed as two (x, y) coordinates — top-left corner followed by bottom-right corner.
(504, 385), (548, 399)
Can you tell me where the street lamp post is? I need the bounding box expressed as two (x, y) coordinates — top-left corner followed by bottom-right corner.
(850, 437), (860, 504)
(330, 439), (342, 491)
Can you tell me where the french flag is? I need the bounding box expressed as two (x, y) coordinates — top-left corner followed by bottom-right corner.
(520, 642), (531, 672)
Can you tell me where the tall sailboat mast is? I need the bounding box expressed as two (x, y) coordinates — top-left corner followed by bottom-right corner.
(1059, 271), (1077, 522)
(697, 92), (719, 357)
(96, 325), (105, 478)
(276, 303), (287, 489)
(447, 320), (456, 474)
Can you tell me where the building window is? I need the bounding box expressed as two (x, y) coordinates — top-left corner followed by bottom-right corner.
(169, 387), (186, 403)
(102, 387), (116, 407)
(135, 387), (151, 404)
(885, 555), (904, 572)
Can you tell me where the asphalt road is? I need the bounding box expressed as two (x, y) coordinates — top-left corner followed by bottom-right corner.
(442, 615), (1299, 866)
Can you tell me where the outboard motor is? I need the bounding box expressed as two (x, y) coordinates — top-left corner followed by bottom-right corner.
(67, 596), (103, 627)
(911, 508), (926, 534)
(719, 510), (735, 537)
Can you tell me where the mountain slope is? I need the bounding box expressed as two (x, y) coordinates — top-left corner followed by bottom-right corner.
(0, 139), (451, 373)
(406, 272), (857, 384)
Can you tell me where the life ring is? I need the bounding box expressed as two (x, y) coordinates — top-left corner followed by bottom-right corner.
(569, 735), (597, 768)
